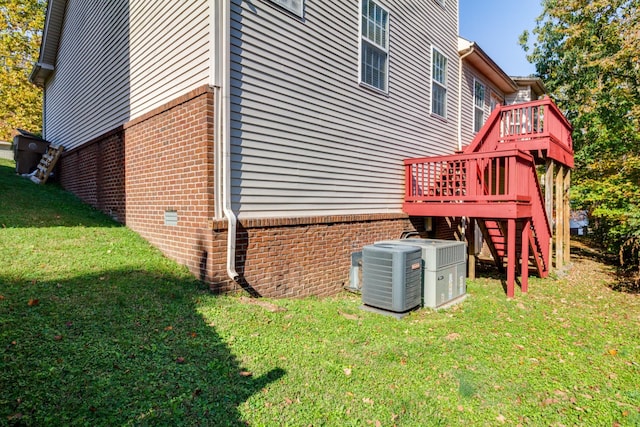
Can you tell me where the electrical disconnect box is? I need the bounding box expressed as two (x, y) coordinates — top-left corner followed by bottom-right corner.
(361, 244), (422, 314)
(377, 239), (467, 309)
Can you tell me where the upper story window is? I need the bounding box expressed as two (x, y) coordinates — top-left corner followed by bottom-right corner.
(431, 48), (447, 118)
(360, 0), (389, 92)
(474, 80), (486, 132)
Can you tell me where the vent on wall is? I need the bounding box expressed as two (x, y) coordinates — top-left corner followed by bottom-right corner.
(361, 244), (422, 314)
(164, 210), (178, 226)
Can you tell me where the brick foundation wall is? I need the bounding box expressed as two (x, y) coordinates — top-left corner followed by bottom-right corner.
(57, 85), (429, 298)
(208, 214), (427, 297)
(59, 86), (215, 278)
(60, 130), (126, 222)
(123, 87), (215, 277)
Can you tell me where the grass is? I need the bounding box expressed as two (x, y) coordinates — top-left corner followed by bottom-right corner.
(0, 157), (639, 426)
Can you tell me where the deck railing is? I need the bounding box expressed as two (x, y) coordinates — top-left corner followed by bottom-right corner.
(465, 97), (573, 155)
(405, 149), (536, 204)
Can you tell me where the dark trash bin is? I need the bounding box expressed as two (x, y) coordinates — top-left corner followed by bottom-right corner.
(13, 130), (50, 175)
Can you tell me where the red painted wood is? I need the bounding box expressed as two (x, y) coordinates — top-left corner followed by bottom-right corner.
(507, 219), (517, 298)
(521, 218), (530, 293)
(402, 97), (572, 297)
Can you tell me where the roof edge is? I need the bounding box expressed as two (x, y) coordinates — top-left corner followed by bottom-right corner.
(29, 0), (67, 86)
(458, 37), (519, 94)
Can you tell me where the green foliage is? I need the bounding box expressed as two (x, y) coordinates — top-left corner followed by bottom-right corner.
(1, 159), (639, 425)
(522, 0), (640, 277)
(573, 155), (640, 274)
(0, 0), (46, 140)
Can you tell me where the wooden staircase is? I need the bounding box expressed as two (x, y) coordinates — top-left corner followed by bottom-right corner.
(403, 97), (572, 297)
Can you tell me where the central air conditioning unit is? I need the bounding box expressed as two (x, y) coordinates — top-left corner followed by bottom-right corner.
(377, 239), (467, 309)
(361, 244), (422, 315)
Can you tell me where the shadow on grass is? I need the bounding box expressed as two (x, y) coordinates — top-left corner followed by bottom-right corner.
(570, 237), (640, 294)
(0, 161), (119, 229)
(0, 268), (285, 425)
(570, 237), (616, 265)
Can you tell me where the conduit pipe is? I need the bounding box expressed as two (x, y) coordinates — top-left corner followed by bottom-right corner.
(211, 0), (239, 282)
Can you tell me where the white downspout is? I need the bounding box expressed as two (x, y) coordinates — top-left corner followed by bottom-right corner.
(458, 46), (474, 150)
(211, 0), (239, 282)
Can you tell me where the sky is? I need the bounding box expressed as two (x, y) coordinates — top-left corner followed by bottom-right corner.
(459, 0), (542, 77)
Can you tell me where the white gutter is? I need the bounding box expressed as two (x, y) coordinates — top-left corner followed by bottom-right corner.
(211, 0), (239, 282)
(457, 46), (474, 150)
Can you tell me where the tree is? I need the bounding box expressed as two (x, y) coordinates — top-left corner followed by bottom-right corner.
(0, 0), (46, 141)
(522, 0), (640, 283)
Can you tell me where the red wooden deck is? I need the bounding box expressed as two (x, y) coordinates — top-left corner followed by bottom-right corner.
(403, 98), (573, 297)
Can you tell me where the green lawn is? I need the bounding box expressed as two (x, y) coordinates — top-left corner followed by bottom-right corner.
(1, 158), (639, 426)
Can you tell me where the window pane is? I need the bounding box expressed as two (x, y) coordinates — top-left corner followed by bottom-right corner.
(432, 83), (446, 117)
(432, 50), (446, 85)
(474, 108), (484, 132)
(474, 81), (485, 108)
(361, 42), (387, 91)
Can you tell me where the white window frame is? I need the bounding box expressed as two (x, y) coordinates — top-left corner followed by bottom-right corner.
(473, 79), (486, 133)
(359, 0), (389, 93)
(431, 47), (448, 118)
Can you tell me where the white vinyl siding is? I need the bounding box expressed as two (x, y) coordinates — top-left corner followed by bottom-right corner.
(431, 47), (447, 118)
(230, 0), (460, 218)
(473, 79), (485, 133)
(360, 0), (389, 92)
(43, 0), (210, 149)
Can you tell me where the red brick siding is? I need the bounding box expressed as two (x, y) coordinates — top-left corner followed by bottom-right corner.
(209, 215), (427, 297)
(60, 131), (125, 222)
(123, 88), (215, 277)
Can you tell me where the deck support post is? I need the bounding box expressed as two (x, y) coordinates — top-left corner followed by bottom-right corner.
(563, 168), (571, 264)
(545, 160), (554, 269)
(507, 218), (516, 298)
(521, 218), (530, 293)
(555, 164), (565, 269)
(467, 218), (476, 280)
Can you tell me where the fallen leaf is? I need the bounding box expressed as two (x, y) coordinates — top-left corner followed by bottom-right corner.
(164, 325), (173, 331)
(363, 397), (374, 405)
(28, 299), (39, 307)
(343, 368), (352, 376)
(496, 414), (506, 424)
(176, 357), (185, 364)
(514, 344), (525, 351)
(0, 295), (5, 300)
(445, 333), (461, 341)
(54, 335), (62, 341)
(239, 371), (253, 377)
(339, 310), (359, 321)
(608, 349), (618, 356)
(189, 332), (197, 338)
(65, 321), (73, 327)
